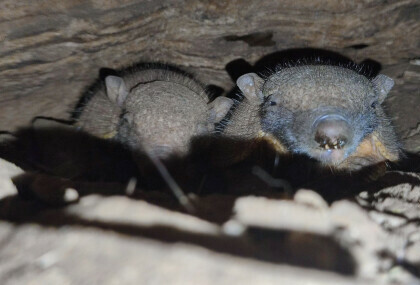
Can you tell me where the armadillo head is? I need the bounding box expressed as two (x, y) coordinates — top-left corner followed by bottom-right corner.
(104, 75), (233, 159)
(237, 65), (395, 167)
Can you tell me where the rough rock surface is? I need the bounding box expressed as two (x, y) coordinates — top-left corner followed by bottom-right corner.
(1, 158), (420, 284)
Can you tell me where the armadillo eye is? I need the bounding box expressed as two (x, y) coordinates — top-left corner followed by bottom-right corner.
(371, 101), (378, 109)
(266, 95), (277, 106)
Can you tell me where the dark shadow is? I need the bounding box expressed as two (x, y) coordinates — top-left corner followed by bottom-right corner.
(224, 31), (276, 47)
(400, 261), (420, 278)
(225, 58), (254, 82)
(360, 171), (420, 198)
(247, 227), (355, 274)
(391, 151), (420, 173)
(1, 123), (292, 221)
(345, 43), (369, 50)
(0, 193), (355, 275)
(359, 59), (382, 77)
(0, 124), (138, 183)
(206, 84), (225, 101)
(3, 122), (418, 212)
(98, 67), (118, 81)
(224, 47), (382, 82)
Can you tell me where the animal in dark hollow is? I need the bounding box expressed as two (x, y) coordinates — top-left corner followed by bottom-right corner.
(220, 64), (400, 171)
(76, 67), (233, 160)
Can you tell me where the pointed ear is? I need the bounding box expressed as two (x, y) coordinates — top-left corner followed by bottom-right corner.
(105, 75), (129, 106)
(207, 97), (233, 123)
(372, 74), (394, 103)
(236, 73), (264, 103)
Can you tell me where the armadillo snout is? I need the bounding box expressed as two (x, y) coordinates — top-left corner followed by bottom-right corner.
(313, 115), (353, 150)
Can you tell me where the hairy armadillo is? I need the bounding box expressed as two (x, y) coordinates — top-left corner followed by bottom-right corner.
(220, 63), (400, 170)
(75, 67), (233, 159)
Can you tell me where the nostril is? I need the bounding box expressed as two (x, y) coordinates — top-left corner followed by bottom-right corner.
(313, 116), (353, 150)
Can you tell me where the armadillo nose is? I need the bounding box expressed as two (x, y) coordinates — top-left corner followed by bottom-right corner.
(313, 115), (353, 150)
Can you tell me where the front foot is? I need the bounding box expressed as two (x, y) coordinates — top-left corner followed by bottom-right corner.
(13, 172), (79, 206)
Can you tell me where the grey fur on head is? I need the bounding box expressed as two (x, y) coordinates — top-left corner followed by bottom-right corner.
(76, 66), (233, 159)
(222, 63), (400, 170)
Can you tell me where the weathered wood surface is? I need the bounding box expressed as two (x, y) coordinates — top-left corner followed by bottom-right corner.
(0, 0), (419, 148)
